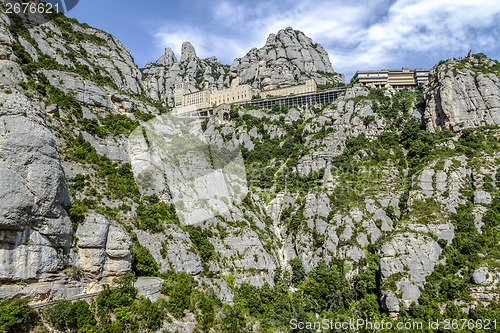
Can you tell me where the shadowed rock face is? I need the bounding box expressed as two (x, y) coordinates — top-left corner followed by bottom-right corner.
(425, 57), (500, 133)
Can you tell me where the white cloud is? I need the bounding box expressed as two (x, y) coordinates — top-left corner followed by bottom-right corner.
(212, 0), (247, 27)
(151, 0), (500, 79)
(154, 25), (248, 62)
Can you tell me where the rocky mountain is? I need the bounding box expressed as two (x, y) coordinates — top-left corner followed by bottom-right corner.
(142, 41), (230, 105)
(0, 4), (159, 300)
(142, 27), (345, 107)
(229, 26), (344, 90)
(1, 2), (500, 332)
(425, 54), (500, 132)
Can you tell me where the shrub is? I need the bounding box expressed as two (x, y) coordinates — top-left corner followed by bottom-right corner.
(185, 226), (215, 264)
(131, 244), (158, 276)
(45, 300), (76, 331)
(72, 300), (95, 329)
(161, 271), (195, 318)
(66, 134), (140, 200)
(0, 299), (35, 332)
(136, 197), (179, 233)
(96, 273), (137, 311)
(290, 257), (305, 286)
(69, 203), (86, 231)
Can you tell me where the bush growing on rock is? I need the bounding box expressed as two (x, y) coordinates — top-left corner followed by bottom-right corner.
(131, 244), (159, 276)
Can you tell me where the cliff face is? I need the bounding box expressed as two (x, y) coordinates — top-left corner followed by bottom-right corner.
(0, 5), (153, 298)
(229, 26), (344, 90)
(425, 55), (500, 132)
(1, 1), (500, 327)
(0, 89), (73, 281)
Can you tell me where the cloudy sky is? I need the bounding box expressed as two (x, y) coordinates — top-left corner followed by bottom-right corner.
(67, 0), (500, 80)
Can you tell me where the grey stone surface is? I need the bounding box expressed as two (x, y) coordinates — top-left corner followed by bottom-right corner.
(380, 233), (443, 284)
(425, 58), (500, 132)
(142, 41), (230, 104)
(136, 227), (203, 275)
(381, 290), (400, 312)
(230, 27), (344, 90)
(135, 276), (164, 301)
(76, 213), (110, 248)
(473, 190), (492, 204)
(142, 27), (344, 106)
(0, 274), (85, 301)
(472, 267), (489, 285)
(82, 132), (131, 162)
(156, 47), (177, 66)
(0, 90), (73, 281)
(75, 214), (131, 280)
(2, 8), (500, 318)
(180, 41), (197, 63)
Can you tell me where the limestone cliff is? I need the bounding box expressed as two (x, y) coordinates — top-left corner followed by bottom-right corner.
(141, 27), (345, 106)
(0, 4), (147, 299)
(1, 0), (500, 327)
(425, 54), (500, 132)
(229, 26), (344, 90)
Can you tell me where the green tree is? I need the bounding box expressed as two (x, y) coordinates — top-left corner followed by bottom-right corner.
(0, 299), (35, 332)
(290, 257), (306, 286)
(131, 244), (159, 276)
(45, 300), (76, 331)
(162, 271), (195, 318)
(72, 300), (95, 329)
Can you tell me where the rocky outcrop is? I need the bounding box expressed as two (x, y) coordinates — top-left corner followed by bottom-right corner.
(156, 47), (177, 66)
(142, 42), (230, 104)
(136, 227), (203, 276)
(469, 266), (500, 305)
(0, 89), (73, 282)
(424, 56), (500, 132)
(180, 41), (197, 63)
(76, 213), (131, 282)
(142, 27), (345, 105)
(0, 7), (139, 296)
(2, 2), (500, 323)
(229, 27), (344, 90)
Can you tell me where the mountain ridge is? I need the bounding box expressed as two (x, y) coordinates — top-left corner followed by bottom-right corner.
(0, 3), (500, 331)
(141, 26), (344, 106)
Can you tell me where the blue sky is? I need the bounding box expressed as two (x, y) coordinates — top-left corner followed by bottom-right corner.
(67, 0), (500, 81)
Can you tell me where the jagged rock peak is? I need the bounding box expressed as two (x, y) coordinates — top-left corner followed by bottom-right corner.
(229, 26), (343, 90)
(206, 56), (219, 63)
(181, 41), (197, 62)
(156, 47), (177, 66)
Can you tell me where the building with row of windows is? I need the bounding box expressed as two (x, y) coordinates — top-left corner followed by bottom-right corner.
(174, 79), (318, 110)
(352, 67), (430, 90)
(261, 79), (317, 99)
